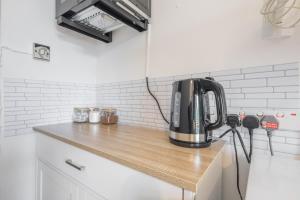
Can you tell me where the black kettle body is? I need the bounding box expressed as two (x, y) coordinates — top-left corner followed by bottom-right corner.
(169, 78), (227, 148)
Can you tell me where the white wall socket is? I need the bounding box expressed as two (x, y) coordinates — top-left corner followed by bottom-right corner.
(33, 43), (50, 61)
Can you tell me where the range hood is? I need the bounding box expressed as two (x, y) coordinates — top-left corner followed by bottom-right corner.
(56, 0), (151, 43)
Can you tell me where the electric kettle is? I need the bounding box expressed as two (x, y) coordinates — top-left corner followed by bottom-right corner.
(169, 78), (227, 148)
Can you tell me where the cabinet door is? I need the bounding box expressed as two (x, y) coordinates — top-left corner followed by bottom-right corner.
(77, 188), (107, 200)
(37, 161), (75, 200)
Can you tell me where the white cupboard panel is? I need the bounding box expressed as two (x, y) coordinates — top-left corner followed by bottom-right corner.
(37, 161), (74, 200)
(36, 133), (183, 200)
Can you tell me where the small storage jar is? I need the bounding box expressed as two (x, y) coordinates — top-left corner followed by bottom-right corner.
(100, 108), (118, 125)
(89, 108), (101, 123)
(72, 108), (90, 123)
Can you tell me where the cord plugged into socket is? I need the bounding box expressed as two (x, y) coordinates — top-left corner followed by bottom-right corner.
(242, 115), (260, 161)
(260, 115), (279, 156)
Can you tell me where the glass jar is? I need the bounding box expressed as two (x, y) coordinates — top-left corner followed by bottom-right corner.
(72, 107), (90, 123)
(89, 108), (101, 123)
(100, 108), (118, 124)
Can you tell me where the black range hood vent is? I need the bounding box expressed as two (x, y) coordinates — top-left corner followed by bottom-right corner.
(56, 0), (151, 43)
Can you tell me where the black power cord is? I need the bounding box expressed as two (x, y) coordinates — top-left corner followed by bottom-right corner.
(267, 133), (274, 156)
(242, 115), (259, 162)
(232, 131), (243, 200)
(249, 131), (254, 160)
(218, 114), (250, 200)
(146, 77), (170, 124)
(234, 129), (250, 164)
(220, 114), (250, 163)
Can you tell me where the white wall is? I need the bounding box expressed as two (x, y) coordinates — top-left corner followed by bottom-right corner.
(0, 134), (36, 200)
(1, 0), (101, 83)
(96, 0), (300, 83)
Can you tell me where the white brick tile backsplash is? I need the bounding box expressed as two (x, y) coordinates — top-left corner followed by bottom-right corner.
(226, 93), (244, 99)
(253, 134), (285, 143)
(274, 62), (298, 71)
(5, 110), (26, 116)
(272, 143), (300, 154)
(5, 92), (24, 97)
(5, 107), (24, 111)
(231, 79), (266, 88)
(242, 87), (273, 93)
(3, 62), (300, 155)
(286, 69), (299, 76)
(245, 71), (284, 79)
(16, 100), (41, 107)
(173, 74), (192, 81)
(231, 99), (267, 108)
(16, 114), (40, 121)
(268, 99), (299, 109)
(4, 78), (97, 137)
(4, 115), (16, 122)
(4, 86), (15, 93)
(268, 76), (299, 86)
(5, 96), (26, 101)
(4, 82), (26, 87)
(4, 100), (15, 107)
(210, 69), (241, 77)
(242, 138), (268, 150)
(16, 87), (40, 93)
(191, 72), (210, 78)
(4, 78), (24, 83)
(25, 92), (43, 97)
(245, 93), (285, 99)
(5, 120), (25, 126)
(214, 74), (244, 81)
(286, 93), (299, 99)
(41, 88), (61, 94)
(224, 88), (242, 94)
(241, 65), (273, 73)
(274, 86), (299, 92)
(286, 138), (300, 145)
(5, 124), (27, 131)
(25, 79), (44, 84)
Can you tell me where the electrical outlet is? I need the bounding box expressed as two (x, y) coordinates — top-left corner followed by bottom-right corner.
(33, 43), (50, 61)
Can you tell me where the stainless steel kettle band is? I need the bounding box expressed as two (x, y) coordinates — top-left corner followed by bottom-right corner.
(169, 131), (205, 143)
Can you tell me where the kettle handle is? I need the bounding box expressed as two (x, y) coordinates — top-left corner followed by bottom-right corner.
(201, 79), (227, 130)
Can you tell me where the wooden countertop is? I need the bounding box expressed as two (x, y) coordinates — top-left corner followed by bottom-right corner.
(33, 123), (225, 192)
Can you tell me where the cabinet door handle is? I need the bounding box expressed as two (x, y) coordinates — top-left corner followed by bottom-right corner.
(65, 159), (85, 171)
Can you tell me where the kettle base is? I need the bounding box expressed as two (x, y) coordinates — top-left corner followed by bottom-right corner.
(169, 138), (212, 148)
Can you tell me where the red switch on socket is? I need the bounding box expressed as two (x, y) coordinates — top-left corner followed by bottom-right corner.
(261, 121), (279, 129)
(290, 112), (297, 117)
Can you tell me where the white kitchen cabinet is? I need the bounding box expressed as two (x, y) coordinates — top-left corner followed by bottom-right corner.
(37, 161), (75, 200)
(78, 190), (105, 200)
(76, 181), (107, 200)
(36, 133), (223, 200)
(37, 160), (106, 200)
(36, 133), (185, 200)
